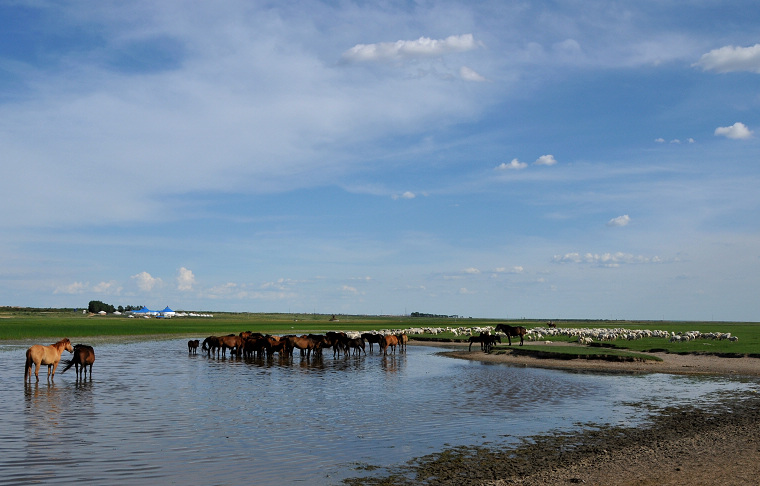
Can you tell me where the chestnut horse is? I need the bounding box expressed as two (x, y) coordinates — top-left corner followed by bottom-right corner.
(380, 334), (399, 355)
(61, 344), (95, 379)
(495, 324), (527, 346)
(25, 338), (74, 382)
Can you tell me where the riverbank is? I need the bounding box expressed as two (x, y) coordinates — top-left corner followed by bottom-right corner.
(353, 342), (760, 486)
(344, 343), (760, 485)
(421, 340), (760, 377)
(367, 392), (760, 486)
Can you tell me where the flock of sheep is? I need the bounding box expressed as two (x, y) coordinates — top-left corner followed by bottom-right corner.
(367, 325), (739, 345)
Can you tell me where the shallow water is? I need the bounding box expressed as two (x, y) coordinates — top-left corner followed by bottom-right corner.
(1, 339), (757, 484)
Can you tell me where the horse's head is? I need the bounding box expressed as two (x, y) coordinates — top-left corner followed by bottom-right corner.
(64, 338), (74, 353)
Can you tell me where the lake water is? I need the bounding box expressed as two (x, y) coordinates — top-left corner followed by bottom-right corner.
(1, 338), (757, 485)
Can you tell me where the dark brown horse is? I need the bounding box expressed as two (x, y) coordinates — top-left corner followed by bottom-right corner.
(468, 332), (501, 352)
(60, 344), (95, 379)
(361, 333), (383, 353)
(495, 324), (527, 346)
(187, 339), (200, 354)
(25, 338), (74, 382)
(344, 337), (366, 356)
(202, 336), (222, 357)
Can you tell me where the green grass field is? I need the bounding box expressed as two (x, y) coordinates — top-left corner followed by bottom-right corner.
(1, 308), (758, 357)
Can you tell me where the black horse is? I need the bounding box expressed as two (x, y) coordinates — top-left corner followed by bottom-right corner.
(494, 324), (527, 346)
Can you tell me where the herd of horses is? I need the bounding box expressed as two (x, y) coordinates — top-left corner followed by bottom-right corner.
(191, 331), (409, 360)
(467, 324), (527, 352)
(24, 338), (95, 382)
(22, 324), (527, 381)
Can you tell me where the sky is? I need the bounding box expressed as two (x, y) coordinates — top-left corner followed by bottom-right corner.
(1, 1), (759, 321)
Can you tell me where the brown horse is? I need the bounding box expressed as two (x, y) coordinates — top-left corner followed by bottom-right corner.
(495, 324), (527, 346)
(25, 338), (74, 382)
(397, 333), (408, 352)
(60, 344), (95, 379)
(286, 335), (321, 358)
(380, 334), (399, 355)
(218, 334), (244, 357)
(187, 339), (200, 354)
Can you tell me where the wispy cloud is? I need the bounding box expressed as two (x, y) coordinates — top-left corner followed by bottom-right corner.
(341, 34), (479, 63)
(552, 252), (665, 267)
(459, 66), (486, 82)
(607, 215), (631, 227)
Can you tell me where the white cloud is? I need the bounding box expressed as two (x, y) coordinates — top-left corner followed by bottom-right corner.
(655, 138), (665, 143)
(341, 34), (479, 63)
(54, 281), (87, 295)
(464, 267), (481, 274)
(715, 122), (753, 140)
(494, 266), (524, 274)
(607, 214), (631, 227)
(93, 280), (122, 295)
(341, 285), (360, 295)
(459, 66), (486, 82)
(694, 44), (760, 73)
(552, 252), (664, 267)
(392, 191), (416, 200)
(535, 154), (557, 166)
(177, 267), (196, 291)
(496, 158), (527, 170)
(131, 271), (163, 292)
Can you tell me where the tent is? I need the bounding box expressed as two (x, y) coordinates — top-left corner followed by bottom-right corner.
(160, 306), (175, 318)
(133, 306), (157, 317)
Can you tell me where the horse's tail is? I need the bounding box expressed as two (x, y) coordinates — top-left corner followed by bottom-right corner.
(59, 358), (75, 374)
(24, 349), (31, 379)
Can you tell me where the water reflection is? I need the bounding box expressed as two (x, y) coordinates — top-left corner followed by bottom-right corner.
(0, 339), (758, 485)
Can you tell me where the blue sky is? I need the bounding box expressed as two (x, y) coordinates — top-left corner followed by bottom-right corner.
(2, 1), (759, 320)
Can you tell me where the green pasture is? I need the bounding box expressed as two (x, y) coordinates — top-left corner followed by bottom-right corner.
(1, 308), (758, 357)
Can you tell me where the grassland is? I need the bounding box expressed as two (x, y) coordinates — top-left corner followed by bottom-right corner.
(1, 307), (757, 357)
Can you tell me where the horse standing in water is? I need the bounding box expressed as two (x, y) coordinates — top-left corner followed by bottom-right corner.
(61, 344), (95, 379)
(494, 324), (527, 346)
(25, 338), (74, 382)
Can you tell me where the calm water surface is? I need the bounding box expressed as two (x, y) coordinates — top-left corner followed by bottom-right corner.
(1, 338), (757, 485)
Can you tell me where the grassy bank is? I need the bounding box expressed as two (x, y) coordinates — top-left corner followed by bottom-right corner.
(1, 308), (757, 357)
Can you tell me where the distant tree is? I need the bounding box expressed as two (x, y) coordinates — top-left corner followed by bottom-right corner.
(88, 300), (115, 314)
(117, 305), (124, 313)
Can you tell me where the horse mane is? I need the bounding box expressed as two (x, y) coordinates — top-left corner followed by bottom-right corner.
(52, 338), (71, 347)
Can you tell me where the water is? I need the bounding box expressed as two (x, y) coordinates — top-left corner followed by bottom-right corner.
(1, 338), (757, 484)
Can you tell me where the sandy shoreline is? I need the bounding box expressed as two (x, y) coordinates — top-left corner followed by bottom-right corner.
(413, 339), (760, 377)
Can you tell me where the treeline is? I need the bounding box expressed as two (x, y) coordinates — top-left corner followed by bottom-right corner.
(87, 301), (143, 314)
(410, 312), (461, 318)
